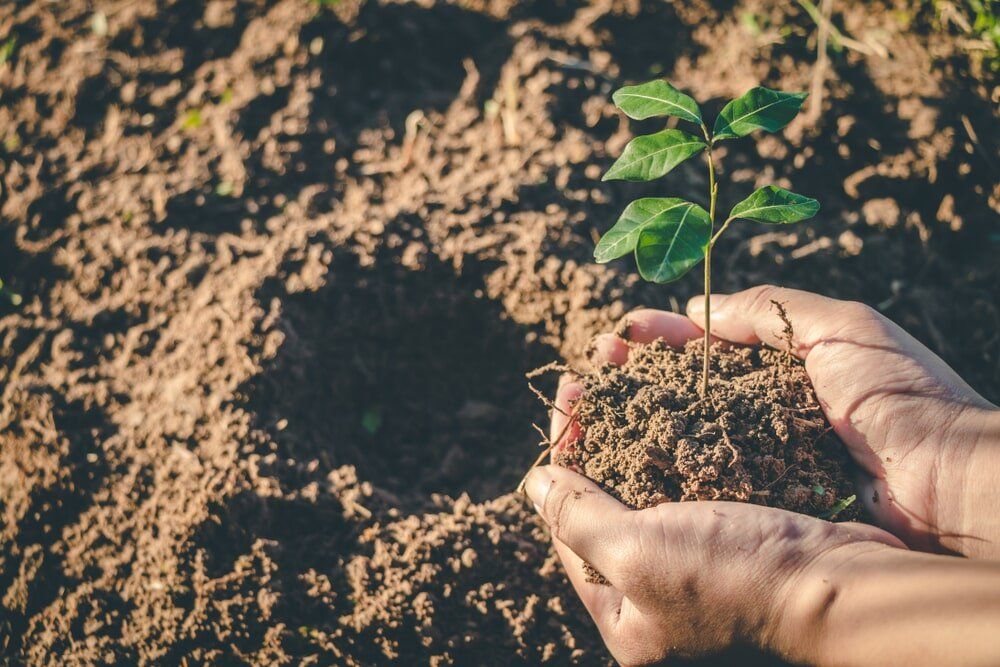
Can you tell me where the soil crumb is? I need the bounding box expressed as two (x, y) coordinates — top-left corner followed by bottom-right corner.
(557, 340), (860, 520)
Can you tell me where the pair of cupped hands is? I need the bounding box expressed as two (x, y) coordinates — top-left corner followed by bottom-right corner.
(525, 286), (1000, 666)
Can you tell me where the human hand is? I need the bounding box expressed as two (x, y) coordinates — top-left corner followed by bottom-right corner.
(576, 285), (1000, 558)
(525, 462), (1000, 667)
(523, 463), (904, 665)
(528, 289), (1000, 664)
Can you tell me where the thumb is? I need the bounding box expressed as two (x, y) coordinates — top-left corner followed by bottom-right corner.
(524, 465), (635, 584)
(686, 284), (876, 359)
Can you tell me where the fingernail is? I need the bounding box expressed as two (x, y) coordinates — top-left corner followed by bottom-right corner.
(525, 467), (553, 518)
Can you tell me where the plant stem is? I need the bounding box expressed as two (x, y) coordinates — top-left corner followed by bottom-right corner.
(710, 216), (734, 246)
(702, 142), (717, 398)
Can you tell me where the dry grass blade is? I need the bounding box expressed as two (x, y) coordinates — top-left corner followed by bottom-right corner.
(516, 409), (579, 494)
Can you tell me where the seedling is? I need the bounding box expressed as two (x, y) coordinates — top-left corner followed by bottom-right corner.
(181, 108), (203, 131)
(596, 81), (820, 395)
(821, 493), (856, 519)
(0, 278), (22, 306)
(0, 37), (16, 66)
(361, 407), (382, 435)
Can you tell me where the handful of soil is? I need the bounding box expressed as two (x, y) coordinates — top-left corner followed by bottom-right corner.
(555, 339), (860, 520)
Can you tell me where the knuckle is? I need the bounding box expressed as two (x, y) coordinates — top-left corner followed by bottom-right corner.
(741, 284), (783, 314)
(839, 299), (881, 324)
(833, 299), (892, 341)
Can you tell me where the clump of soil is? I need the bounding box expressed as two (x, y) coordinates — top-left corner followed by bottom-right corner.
(557, 340), (860, 520)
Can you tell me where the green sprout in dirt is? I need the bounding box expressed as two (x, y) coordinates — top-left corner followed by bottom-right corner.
(0, 277), (22, 307)
(596, 81), (820, 396)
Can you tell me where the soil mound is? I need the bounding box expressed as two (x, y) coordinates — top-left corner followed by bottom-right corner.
(558, 340), (860, 520)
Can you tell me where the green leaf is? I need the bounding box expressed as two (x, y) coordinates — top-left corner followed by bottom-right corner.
(361, 407), (382, 435)
(612, 80), (702, 124)
(713, 87), (807, 140)
(822, 494), (856, 520)
(594, 198), (693, 263)
(729, 186), (820, 224)
(0, 37), (16, 65)
(603, 129), (706, 182)
(634, 201), (711, 283)
(181, 108), (203, 131)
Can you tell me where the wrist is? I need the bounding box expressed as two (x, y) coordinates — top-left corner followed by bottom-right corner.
(939, 407), (1000, 559)
(763, 540), (898, 666)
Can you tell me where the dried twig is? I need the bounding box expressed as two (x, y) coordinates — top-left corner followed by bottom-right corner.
(516, 410), (579, 494)
(805, 0), (832, 125)
(525, 361), (572, 379)
(770, 299), (795, 363)
(528, 380), (567, 416)
(961, 114), (999, 175)
(765, 463), (799, 490)
(501, 68), (520, 146)
(531, 422), (548, 442)
(795, 0), (887, 57)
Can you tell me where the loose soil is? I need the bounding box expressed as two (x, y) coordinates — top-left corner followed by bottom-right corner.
(1, 0), (997, 664)
(559, 340), (861, 520)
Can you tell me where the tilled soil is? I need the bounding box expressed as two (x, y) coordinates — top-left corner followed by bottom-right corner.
(1, 0), (997, 664)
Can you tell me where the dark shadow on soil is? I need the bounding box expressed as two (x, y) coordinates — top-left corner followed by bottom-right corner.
(0, 221), (65, 317)
(244, 248), (555, 506)
(591, 0), (700, 81)
(0, 391), (114, 649)
(76, 0), (266, 135)
(162, 187), (249, 235)
(159, 1), (516, 234)
(286, 2), (514, 182)
(512, 0), (587, 24)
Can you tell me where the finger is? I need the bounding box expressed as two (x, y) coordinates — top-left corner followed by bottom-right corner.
(525, 465), (635, 581)
(587, 332), (628, 366)
(552, 538), (626, 635)
(550, 374), (583, 454)
(684, 285), (886, 359)
(622, 308), (705, 346)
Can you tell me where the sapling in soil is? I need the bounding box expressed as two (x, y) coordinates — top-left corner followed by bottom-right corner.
(524, 81), (860, 524)
(0, 277), (21, 307)
(597, 81), (818, 396)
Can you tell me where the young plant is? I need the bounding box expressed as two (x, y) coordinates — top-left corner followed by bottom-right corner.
(0, 277), (22, 306)
(596, 81), (820, 395)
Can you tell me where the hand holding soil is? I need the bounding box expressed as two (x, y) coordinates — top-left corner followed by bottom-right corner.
(527, 285), (1000, 665)
(683, 285), (1000, 558)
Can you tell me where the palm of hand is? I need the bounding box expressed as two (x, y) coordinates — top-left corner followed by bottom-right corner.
(786, 299), (991, 552)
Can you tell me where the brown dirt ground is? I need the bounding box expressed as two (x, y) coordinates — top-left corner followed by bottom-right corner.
(0, 0), (997, 664)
